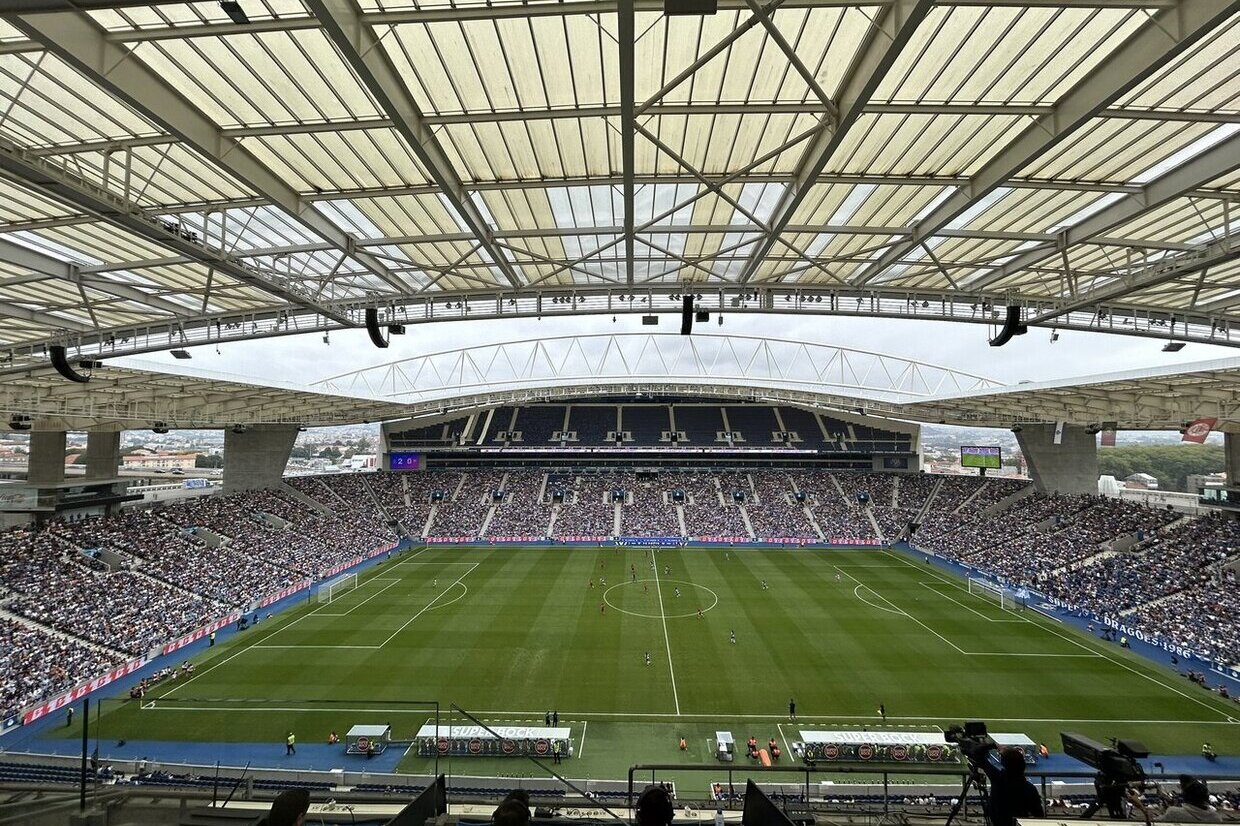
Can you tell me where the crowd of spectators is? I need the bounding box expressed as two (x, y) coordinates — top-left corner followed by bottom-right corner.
(746, 472), (814, 538)
(914, 491), (1239, 666)
(0, 617), (122, 721)
(5, 464), (1237, 724)
(621, 475), (681, 537)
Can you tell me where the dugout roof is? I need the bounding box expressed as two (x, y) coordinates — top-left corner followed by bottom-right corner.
(0, 0), (1236, 376)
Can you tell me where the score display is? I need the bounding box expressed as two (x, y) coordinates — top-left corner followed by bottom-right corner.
(960, 445), (1002, 469)
(389, 452), (423, 470)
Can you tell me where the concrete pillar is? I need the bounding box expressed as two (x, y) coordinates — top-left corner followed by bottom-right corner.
(1015, 424), (1098, 495)
(26, 430), (66, 487)
(1225, 432), (1240, 487)
(222, 425), (298, 494)
(83, 430), (122, 480)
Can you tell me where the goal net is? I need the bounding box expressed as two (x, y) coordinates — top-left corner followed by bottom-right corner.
(967, 577), (1024, 611)
(317, 572), (359, 603)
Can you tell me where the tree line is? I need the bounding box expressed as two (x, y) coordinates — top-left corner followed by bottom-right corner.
(1097, 444), (1224, 492)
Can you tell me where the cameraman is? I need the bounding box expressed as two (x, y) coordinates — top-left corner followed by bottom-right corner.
(982, 746), (1045, 826)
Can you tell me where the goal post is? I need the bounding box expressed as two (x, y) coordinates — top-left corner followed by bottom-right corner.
(317, 572), (359, 603)
(967, 577), (1024, 611)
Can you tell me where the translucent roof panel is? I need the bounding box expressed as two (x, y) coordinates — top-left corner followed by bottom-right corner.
(0, 0), (1233, 370)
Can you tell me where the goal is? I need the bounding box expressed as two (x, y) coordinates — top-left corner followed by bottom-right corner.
(967, 577), (1024, 611)
(317, 572), (359, 603)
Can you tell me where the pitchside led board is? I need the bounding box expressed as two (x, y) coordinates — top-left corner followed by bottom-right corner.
(389, 452), (424, 471)
(960, 445), (1002, 470)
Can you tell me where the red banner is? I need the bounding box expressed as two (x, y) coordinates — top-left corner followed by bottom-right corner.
(22, 656), (147, 724)
(320, 557), (362, 579)
(162, 612), (242, 656)
(827, 538), (883, 546)
(259, 580), (312, 609)
(1182, 417), (1217, 443)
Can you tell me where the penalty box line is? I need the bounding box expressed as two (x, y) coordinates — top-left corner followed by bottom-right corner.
(883, 550), (1240, 720)
(839, 561), (1099, 658)
(254, 566), (480, 651)
(165, 550), (444, 693)
(377, 563), (479, 648)
(137, 703), (1240, 726)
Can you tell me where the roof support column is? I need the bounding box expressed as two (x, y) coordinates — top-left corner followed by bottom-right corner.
(27, 429), (66, 488)
(1015, 423), (1098, 495)
(222, 424), (299, 494)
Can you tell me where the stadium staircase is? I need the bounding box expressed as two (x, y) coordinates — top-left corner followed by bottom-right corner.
(478, 504), (497, 537)
(184, 526), (226, 548)
(1051, 549), (1118, 576)
(866, 506), (885, 543)
(421, 505), (437, 538)
(612, 502), (622, 536)
(804, 506), (826, 541)
(738, 505), (756, 540)
(982, 481), (1036, 514)
(676, 504), (687, 537)
(890, 477), (900, 508)
(0, 606), (130, 658)
(910, 476), (946, 529)
(281, 481), (336, 514)
(1118, 587), (1187, 617)
(360, 474), (408, 536)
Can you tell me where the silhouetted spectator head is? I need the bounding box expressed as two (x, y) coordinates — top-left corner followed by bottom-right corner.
(1180, 776), (1210, 808)
(1000, 747), (1027, 776)
(637, 785), (674, 826)
(493, 789), (531, 826)
(266, 787), (310, 826)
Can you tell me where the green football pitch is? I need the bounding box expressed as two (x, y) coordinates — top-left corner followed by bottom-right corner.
(84, 545), (1238, 779)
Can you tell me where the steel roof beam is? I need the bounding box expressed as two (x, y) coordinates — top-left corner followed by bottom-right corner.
(304, 0), (523, 290)
(4, 9), (412, 297)
(0, 137), (354, 325)
(736, 0), (935, 283)
(850, 0), (1240, 287)
(967, 131), (1240, 291)
(53, 0), (1175, 43)
(0, 300), (93, 332)
(620, 0), (636, 286)
(1025, 234), (1239, 325)
(24, 105), (1238, 160)
(0, 237), (194, 318)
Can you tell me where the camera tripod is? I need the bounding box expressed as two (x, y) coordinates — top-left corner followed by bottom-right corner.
(944, 761), (991, 826)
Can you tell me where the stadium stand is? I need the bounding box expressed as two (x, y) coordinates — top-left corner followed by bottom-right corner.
(4, 467), (1240, 724)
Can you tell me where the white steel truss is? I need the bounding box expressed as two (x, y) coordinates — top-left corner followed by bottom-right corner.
(313, 332), (1003, 405)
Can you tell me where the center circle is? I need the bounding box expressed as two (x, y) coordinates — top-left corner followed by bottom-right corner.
(602, 578), (719, 619)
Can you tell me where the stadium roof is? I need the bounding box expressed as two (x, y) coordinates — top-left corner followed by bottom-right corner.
(0, 0), (1236, 376)
(4, 342), (1240, 430)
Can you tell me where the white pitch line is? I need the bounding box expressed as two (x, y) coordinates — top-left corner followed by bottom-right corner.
(250, 639), (376, 644)
(137, 704), (1240, 726)
(776, 722), (792, 760)
(577, 720), (588, 759)
(835, 564), (967, 654)
(318, 578), (404, 617)
(164, 549), (434, 697)
(377, 563), (478, 648)
(883, 550), (1238, 720)
(918, 582), (1027, 624)
(651, 556), (681, 716)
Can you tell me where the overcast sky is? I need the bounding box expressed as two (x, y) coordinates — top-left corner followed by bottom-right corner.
(129, 312), (1237, 389)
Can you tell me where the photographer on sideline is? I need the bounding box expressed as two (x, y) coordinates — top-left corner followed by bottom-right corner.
(982, 746), (1045, 826)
